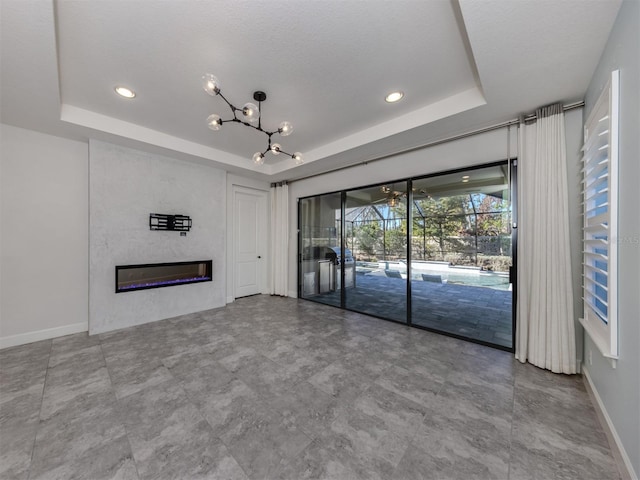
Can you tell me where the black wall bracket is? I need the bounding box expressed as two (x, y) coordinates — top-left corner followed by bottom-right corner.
(149, 213), (192, 232)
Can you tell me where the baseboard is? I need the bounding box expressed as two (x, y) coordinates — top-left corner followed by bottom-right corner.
(583, 366), (638, 480)
(0, 322), (88, 350)
(226, 296), (234, 304)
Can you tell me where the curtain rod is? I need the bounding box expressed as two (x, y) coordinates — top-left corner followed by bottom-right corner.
(287, 101), (584, 184)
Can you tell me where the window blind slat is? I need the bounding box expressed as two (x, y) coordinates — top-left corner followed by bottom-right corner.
(585, 291), (609, 308)
(584, 275), (608, 292)
(585, 301), (608, 322)
(582, 127), (609, 151)
(584, 238), (608, 247)
(584, 226), (608, 235)
(583, 264), (608, 278)
(584, 212), (609, 227)
(584, 166), (608, 185)
(582, 153), (608, 170)
(584, 251), (608, 261)
(585, 203), (609, 217)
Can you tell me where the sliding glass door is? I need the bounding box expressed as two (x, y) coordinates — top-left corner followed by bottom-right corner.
(298, 161), (515, 350)
(344, 183), (408, 323)
(410, 164), (513, 348)
(299, 193), (343, 307)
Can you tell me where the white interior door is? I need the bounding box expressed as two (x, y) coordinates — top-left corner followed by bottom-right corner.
(234, 187), (268, 298)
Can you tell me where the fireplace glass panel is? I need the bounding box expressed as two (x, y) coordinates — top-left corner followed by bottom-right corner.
(116, 260), (212, 293)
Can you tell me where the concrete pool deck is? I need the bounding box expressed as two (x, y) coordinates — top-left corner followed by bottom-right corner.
(305, 272), (513, 349)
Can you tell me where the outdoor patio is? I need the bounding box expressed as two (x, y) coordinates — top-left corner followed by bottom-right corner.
(308, 272), (513, 348)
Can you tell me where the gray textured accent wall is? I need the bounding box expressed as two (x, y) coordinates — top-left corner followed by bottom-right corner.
(89, 140), (226, 334)
(583, 1), (640, 476)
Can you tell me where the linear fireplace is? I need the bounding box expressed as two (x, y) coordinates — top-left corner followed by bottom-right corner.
(115, 260), (212, 293)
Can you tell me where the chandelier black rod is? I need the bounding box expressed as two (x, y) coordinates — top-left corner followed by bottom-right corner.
(216, 94), (279, 137)
(218, 118), (277, 136)
(259, 145), (295, 157)
(216, 91), (236, 112)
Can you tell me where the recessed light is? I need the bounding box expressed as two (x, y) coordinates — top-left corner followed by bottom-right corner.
(115, 86), (136, 98)
(462, 179), (469, 183)
(385, 91), (404, 103)
(462, 175), (470, 179)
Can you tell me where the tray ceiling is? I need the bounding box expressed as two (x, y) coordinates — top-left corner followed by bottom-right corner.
(1, 0), (622, 180)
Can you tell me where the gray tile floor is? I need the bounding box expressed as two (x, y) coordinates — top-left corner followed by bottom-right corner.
(307, 273), (513, 347)
(0, 295), (621, 480)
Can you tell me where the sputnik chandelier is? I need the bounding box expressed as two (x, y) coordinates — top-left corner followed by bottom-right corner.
(202, 73), (303, 166)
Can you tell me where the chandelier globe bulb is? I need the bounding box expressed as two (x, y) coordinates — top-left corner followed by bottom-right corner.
(202, 74), (220, 96)
(271, 143), (282, 155)
(252, 152), (265, 165)
(293, 152), (304, 165)
(279, 121), (293, 136)
(206, 114), (222, 131)
(242, 102), (260, 123)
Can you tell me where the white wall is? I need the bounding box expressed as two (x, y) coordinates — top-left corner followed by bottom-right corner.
(89, 140), (226, 334)
(0, 124), (89, 348)
(582, 1), (640, 477)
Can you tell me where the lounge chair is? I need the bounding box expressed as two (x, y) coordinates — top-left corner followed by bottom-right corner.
(422, 273), (443, 283)
(384, 270), (403, 278)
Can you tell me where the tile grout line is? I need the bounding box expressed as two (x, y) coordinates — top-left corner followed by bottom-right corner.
(26, 339), (53, 480)
(507, 365), (519, 480)
(390, 408), (429, 474)
(99, 340), (142, 480)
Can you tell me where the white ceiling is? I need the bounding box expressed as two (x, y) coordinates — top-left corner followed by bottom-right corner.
(1, 0), (622, 181)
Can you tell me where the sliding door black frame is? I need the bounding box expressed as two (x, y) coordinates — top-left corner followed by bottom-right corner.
(510, 158), (518, 352)
(406, 179), (413, 326)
